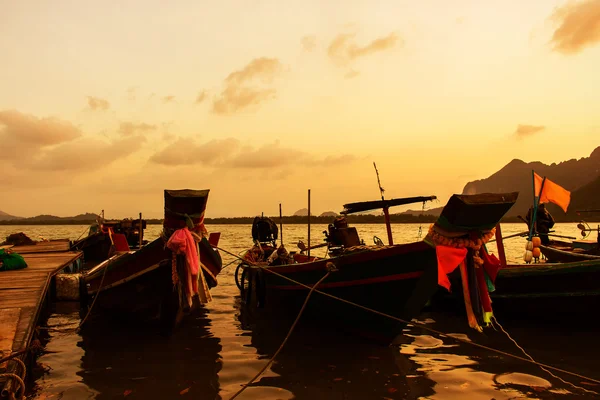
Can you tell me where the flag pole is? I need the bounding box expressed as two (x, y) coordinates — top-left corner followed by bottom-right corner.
(528, 170), (546, 240)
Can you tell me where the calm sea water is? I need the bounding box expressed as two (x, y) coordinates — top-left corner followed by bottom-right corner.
(1, 223), (599, 400)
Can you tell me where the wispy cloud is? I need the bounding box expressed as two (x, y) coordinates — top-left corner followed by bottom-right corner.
(195, 90), (208, 104)
(344, 69), (360, 79)
(0, 109), (145, 172)
(149, 137), (359, 171)
(150, 137), (241, 166)
(163, 95), (176, 103)
(212, 57), (283, 115)
(550, 0), (600, 54)
(118, 122), (156, 137)
(0, 109), (81, 147)
(87, 96), (110, 111)
(328, 32), (400, 67)
(301, 35), (317, 52)
(29, 136), (146, 171)
(514, 124), (545, 138)
(227, 141), (308, 168)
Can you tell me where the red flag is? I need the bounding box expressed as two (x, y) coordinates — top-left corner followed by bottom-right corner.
(436, 245), (467, 291)
(534, 172), (571, 213)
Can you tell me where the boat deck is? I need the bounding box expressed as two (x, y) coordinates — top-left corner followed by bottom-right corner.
(1, 240), (82, 392)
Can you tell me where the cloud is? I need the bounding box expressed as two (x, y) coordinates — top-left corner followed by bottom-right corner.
(550, 0), (600, 54)
(227, 141), (308, 168)
(163, 95), (176, 103)
(328, 32), (400, 66)
(29, 136), (146, 171)
(318, 154), (359, 166)
(0, 109), (81, 147)
(149, 137), (360, 171)
(87, 96), (110, 111)
(195, 90), (208, 104)
(212, 57), (283, 115)
(150, 137), (241, 166)
(344, 69), (360, 79)
(514, 124), (545, 138)
(118, 122), (156, 136)
(301, 35), (317, 52)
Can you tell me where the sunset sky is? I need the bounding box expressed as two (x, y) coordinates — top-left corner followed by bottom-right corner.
(1, 0), (600, 218)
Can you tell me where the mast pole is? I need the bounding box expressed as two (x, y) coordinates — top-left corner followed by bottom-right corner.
(308, 189), (311, 257)
(279, 203), (283, 247)
(139, 212), (143, 248)
(374, 162), (393, 245)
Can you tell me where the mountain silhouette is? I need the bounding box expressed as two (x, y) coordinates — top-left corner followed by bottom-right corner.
(402, 146), (600, 220)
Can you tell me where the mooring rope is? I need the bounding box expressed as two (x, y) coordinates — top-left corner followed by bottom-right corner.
(219, 246), (600, 392)
(0, 373), (25, 400)
(76, 255), (111, 332)
(228, 269), (333, 400)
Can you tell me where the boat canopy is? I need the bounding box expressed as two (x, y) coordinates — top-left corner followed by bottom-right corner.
(341, 196), (437, 215)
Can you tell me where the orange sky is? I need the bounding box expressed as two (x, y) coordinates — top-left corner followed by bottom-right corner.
(1, 0), (600, 218)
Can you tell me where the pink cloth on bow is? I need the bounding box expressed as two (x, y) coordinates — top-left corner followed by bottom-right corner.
(166, 228), (199, 295)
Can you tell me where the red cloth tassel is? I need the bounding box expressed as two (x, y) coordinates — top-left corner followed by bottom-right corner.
(436, 245), (468, 291)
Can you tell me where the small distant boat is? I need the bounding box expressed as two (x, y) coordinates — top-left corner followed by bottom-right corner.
(237, 192), (516, 338)
(82, 189), (222, 333)
(538, 221), (600, 263)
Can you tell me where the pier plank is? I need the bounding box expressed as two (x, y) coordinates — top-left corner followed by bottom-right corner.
(0, 308), (20, 369)
(0, 242), (82, 390)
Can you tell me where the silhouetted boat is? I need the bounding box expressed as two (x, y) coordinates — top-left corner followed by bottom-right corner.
(82, 189), (222, 333)
(237, 193), (516, 339)
(490, 258), (600, 316)
(71, 216), (147, 264)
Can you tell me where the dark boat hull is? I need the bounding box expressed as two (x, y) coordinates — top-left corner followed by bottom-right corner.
(84, 236), (222, 333)
(72, 232), (113, 262)
(432, 259), (600, 320)
(539, 243), (600, 263)
(242, 241), (439, 338)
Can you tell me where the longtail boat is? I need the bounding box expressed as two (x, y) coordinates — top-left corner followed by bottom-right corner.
(71, 216), (147, 264)
(82, 189), (222, 333)
(236, 192), (517, 339)
(433, 219), (600, 320)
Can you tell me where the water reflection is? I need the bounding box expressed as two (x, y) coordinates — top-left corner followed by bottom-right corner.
(16, 224), (600, 399)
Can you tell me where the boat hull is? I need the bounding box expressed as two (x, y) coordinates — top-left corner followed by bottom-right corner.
(84, 236), (222, 333)
(539, 243), (600, 263)
(432, 259), (600, 320)
(241, 241), (439, 338)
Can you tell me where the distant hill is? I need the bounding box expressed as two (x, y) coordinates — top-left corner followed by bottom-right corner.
(293, 208), (309, 216)
(461, 146), (600, 218)
(0, 212), (100, 225)
(319, 211), (338, 217)
(0, 211), (22, 221)
(401, 207), (442, 217)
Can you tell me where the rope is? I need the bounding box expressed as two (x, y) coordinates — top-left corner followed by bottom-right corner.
(228, 269), (333, 400)
(0, 373), (25, 400)
(491, 317), (598, 395)
(219, 246), (600, 390)
(76, 256), (111, 333)
(9, 358), (26, 381)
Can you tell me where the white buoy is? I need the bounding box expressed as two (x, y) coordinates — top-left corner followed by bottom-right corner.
(523, 250), (533, 263)
(525, 240), (533, 251)
(56, 273), (82, 301)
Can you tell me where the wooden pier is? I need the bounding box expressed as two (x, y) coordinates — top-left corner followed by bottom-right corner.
(0, 240), (82, 397)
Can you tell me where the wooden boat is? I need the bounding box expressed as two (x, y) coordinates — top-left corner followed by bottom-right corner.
(237, 193), (517, 338)
(82, 189), (222, 333)
(488, 259), (600, 317)
(537, 222), (600, 262)
(71, 216), (147, 263)
(432, 220), (600, 320)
